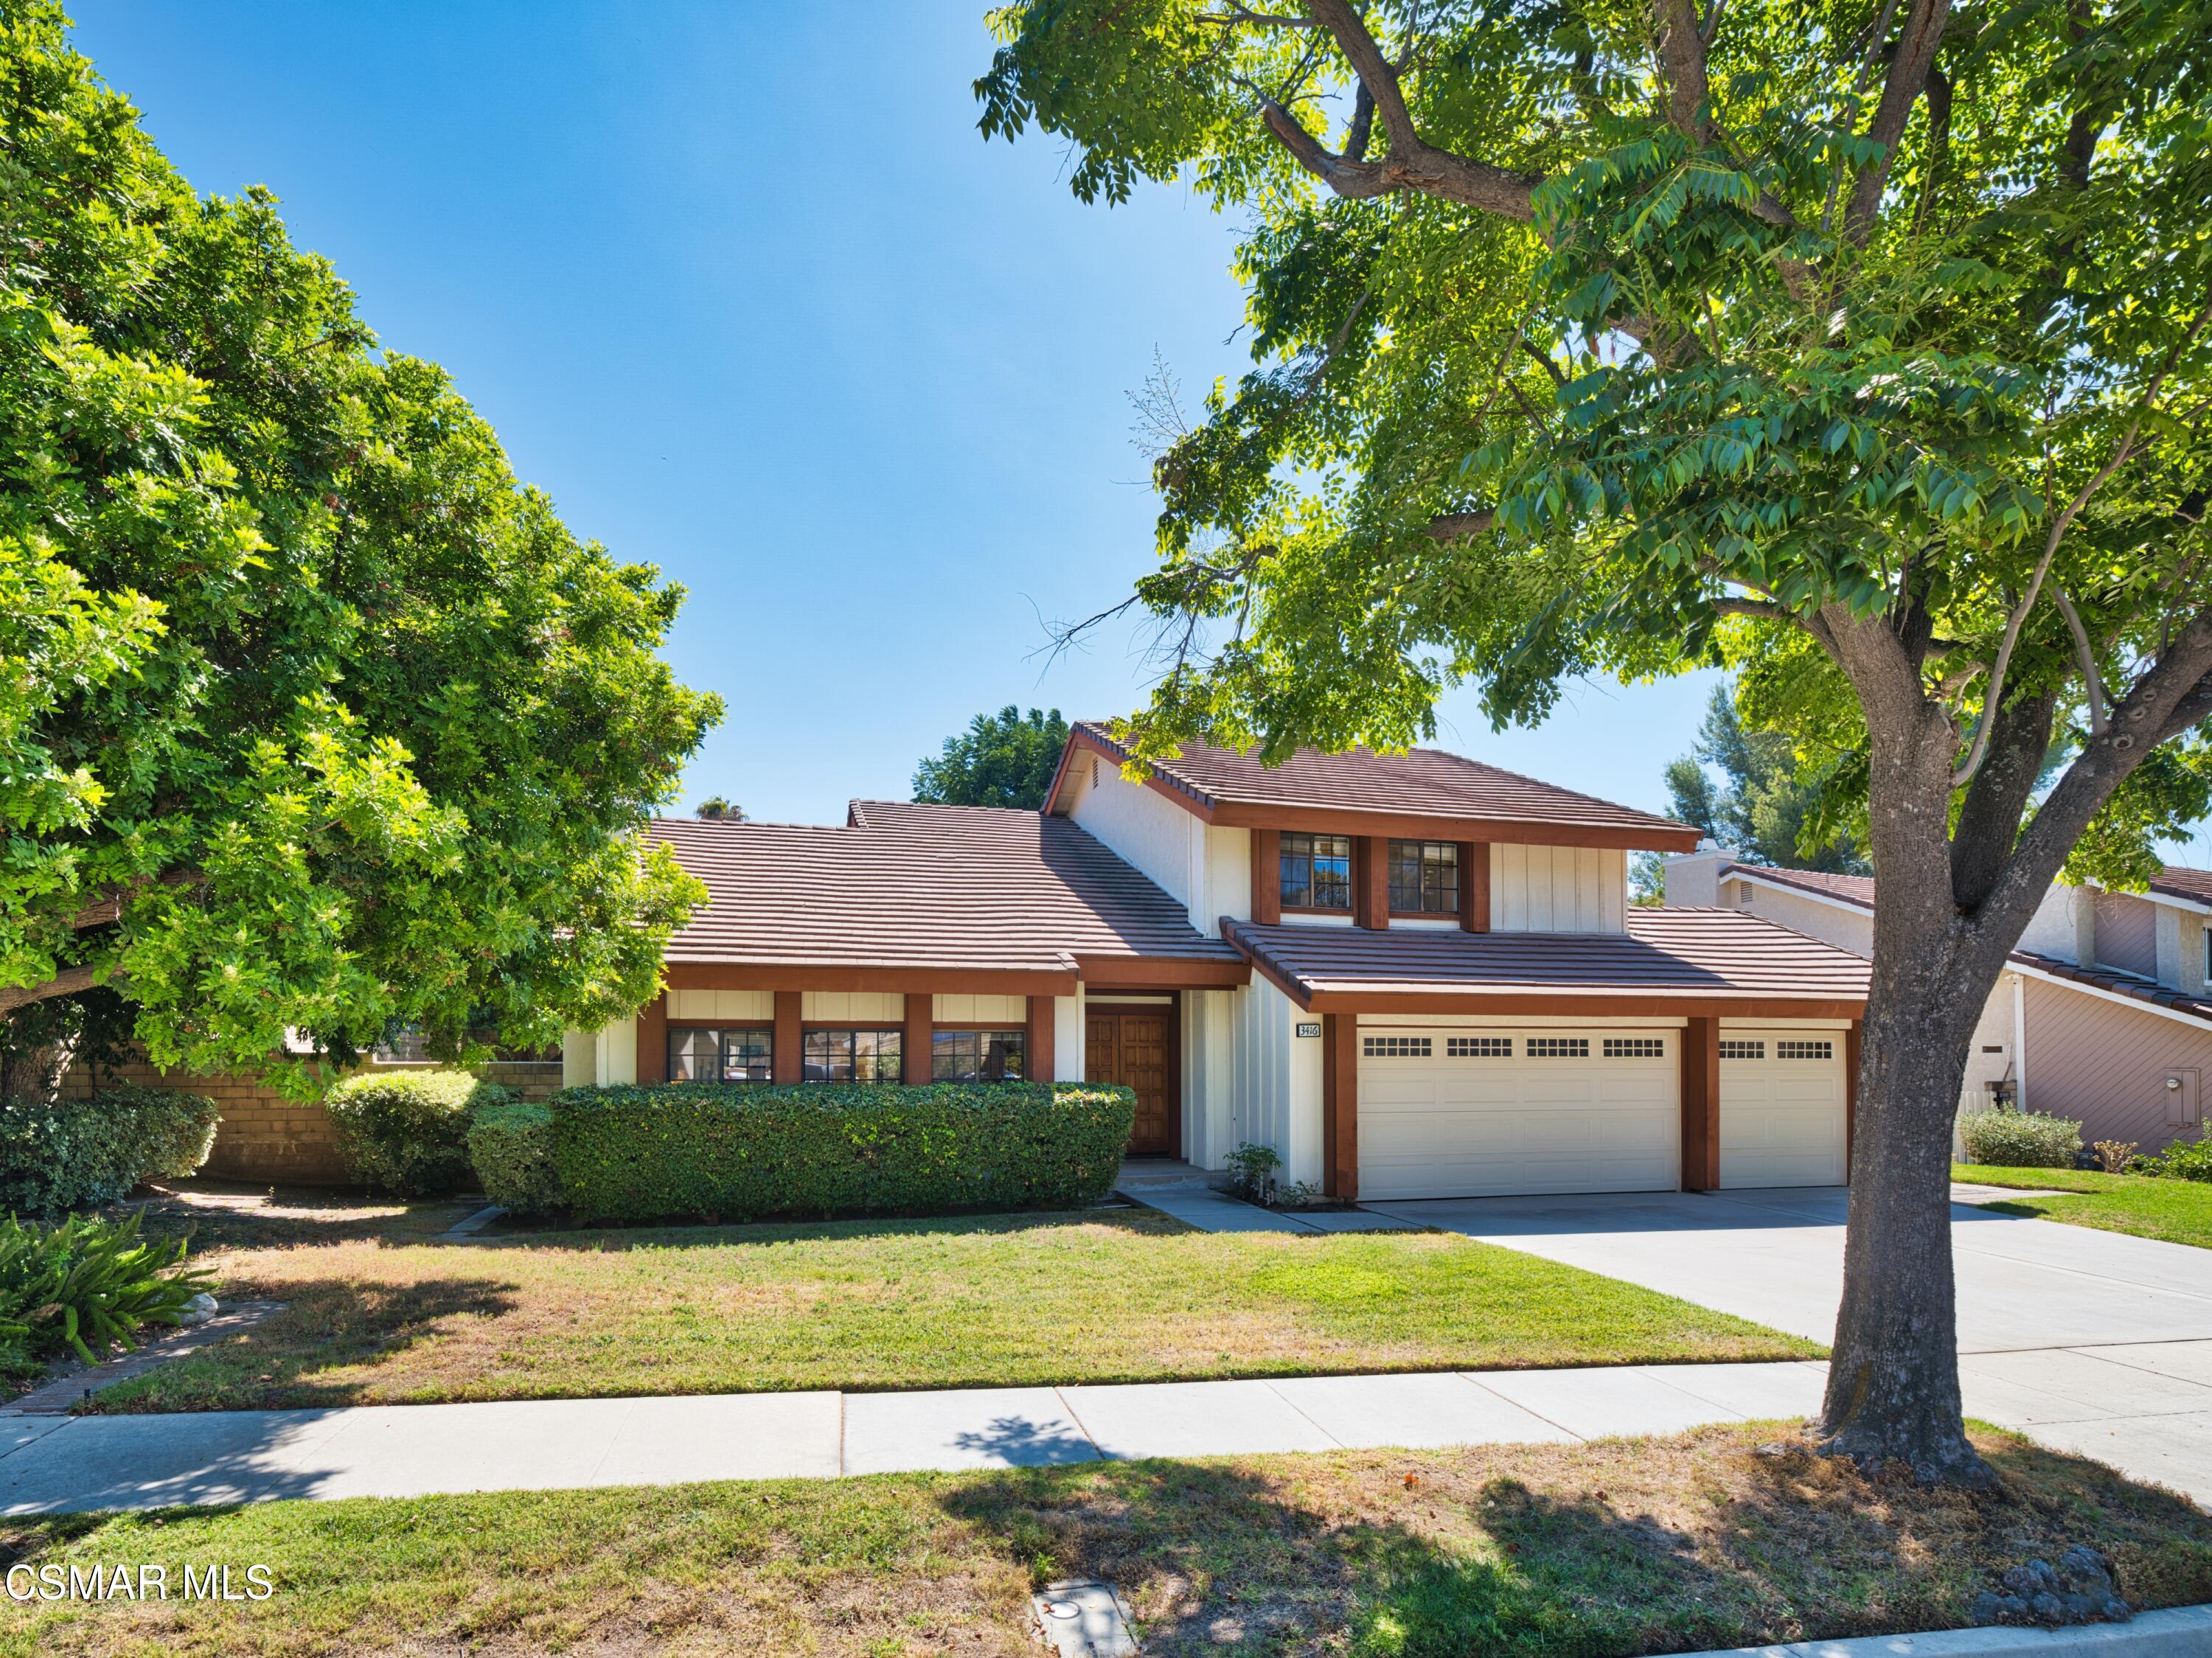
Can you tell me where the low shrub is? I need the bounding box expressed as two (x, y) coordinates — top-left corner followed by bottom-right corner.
(0, 1211), (215, 1367)
(2140, 1129), (2212, 1182)
(326, 1069), (512, 1197)
(549, 1082), (1136, 1224)
(1958, 1107), (2084, 1168)
(0, 1084), (220, 1214)
(468, 1099), (557, 1213)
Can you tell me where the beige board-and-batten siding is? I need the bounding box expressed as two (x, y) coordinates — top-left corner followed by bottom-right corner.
(63, 1058), (564, 1185)
(2022, 975), (2212, 1152)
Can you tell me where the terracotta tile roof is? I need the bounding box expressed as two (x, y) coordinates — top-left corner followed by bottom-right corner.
(1723, 863), (1877, 910)
(2011, 950), (2212, 1025)
(2149, 866), (2212, 908)
(1062, 722), (1695, 843)
(1223, 909), (1871, 1005)
(648, 804), (1241, 973)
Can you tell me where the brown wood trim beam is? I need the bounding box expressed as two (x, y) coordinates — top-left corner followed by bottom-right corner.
(772, 991), (801, 1084)
(665, 963), (1078, 996)
(902, 992), (933, 1085)
(1070, 955), (1249, 989)
(1027, 994), (1057, 1084)
(1463, 842), (1490, 933)
(1845, 1019), (1861, 1180)
(1354, 836), (1390, 930)
(1680, 1015), (1719, 1191)
(1322, 1011), (1358, 1199)
(635, 992), (669, 1085)
(1206, 802), (1699, 850)
(1251, 827), (1281, 926)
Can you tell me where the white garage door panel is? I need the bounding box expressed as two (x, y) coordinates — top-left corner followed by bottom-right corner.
(1719, 1032), (1847, 1188)
(1357, 1029), (1679, 1200)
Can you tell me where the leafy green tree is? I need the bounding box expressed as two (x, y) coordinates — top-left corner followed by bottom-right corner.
(0, 4), (719, 1104)
(978, 0), (2212, 1479)
(912, 707), (1071, 809)
(1664, 687), (1868, 873)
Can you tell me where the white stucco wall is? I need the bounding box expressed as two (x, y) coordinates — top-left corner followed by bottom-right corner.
(561, 1028), (598, 1090)
(1492, 843), (1627, 933)
(1226, 972), (1323, 1186)
(2017, 883), (2088, 962)
(1054, 989), (1085, 1083)
(1663, 847), (1727, 906)
(1720, 874), (1874, 957)
(593, 1016), (636, 1087)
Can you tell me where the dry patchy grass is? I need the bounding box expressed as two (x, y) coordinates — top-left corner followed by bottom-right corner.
(4, 1426), (2208, 1657)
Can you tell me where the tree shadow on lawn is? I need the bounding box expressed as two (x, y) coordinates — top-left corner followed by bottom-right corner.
(85, 1275), (521, 1414)
(123, 1180), (481, 1252)
(936, 1429), (2212, 1657)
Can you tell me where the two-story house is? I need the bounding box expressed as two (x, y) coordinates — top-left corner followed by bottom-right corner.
(1666, 850), (2212, 1152)
(564, 725), (1872, 1201)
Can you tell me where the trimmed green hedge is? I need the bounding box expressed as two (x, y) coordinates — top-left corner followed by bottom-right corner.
(1959, 1107), (2083, 1168)
(546, 1082), (1136, 1224)
(0, 1084), (220, 1214)
(326, 1070), (513, 1197)
(467, 1099), (558, 1213)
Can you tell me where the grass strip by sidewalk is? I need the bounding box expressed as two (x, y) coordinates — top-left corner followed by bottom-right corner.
(4, 1426), (2210, 1658)
(1954, 1162), (2212, 1250)
(94, 1208), (1818, 1413)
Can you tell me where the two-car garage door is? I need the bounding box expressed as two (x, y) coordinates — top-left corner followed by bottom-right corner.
(1355, 1025), (1846, 1200)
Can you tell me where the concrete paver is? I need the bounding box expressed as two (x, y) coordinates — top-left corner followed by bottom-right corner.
(1267, 1371), (1575, 1449)
(843, 1387), (1096, 1473)
(1127, 1191), (1314, 1233)
(1478, 1365), (1766, 1440)
(1062, 1379), (1341, 1460)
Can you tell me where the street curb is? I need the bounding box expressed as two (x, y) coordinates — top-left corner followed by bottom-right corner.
(1676, 1602), (2212, 1656)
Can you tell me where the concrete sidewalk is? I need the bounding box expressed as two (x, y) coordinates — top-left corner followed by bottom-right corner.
(0, 1358), (1831, 1514)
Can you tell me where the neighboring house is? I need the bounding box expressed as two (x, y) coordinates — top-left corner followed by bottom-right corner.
(566, 725), (1873, 1200)
(1666, 851), (2212, 1152)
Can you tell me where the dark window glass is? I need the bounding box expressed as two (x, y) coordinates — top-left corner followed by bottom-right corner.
(1280, 832), (1353, 910)
(931, 1029), (1026, 1081)
(804, 1028), (902, 1083)
(720, 1027), (773, 1082)
(1388, 840), (1460, 913)
(668, 1025), (719, 1082)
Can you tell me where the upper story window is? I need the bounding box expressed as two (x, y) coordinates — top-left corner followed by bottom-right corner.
(1388, 840), (1459, 914)
(1280, 832), (1353, 910)
(669, 1025), (772, 1083)
(931, 1028), (1026, 1081)
(804, 1028), (902, 1084)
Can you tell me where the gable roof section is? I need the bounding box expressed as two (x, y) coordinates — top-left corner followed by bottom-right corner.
(1222, 908), (1870, 1014)
(2011, 950), (2212, 1026)
(650, 804), (1243, 984)
(2150, 866), (2212, 910)
(1051, 722), (1700, 850)
(1722, 863), (1876, 910)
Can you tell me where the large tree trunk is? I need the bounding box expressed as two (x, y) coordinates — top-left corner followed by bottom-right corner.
(1817, 917), (2004, 1482)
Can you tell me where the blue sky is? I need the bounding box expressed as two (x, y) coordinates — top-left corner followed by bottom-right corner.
(78, 0), (1729, 827)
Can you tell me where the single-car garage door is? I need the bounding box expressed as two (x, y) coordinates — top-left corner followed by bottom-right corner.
(1357, 1026), (1680, 1200)
(1718, 1028), (1848, 1187)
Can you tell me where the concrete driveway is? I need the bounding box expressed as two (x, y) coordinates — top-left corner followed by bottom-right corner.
(1363, 1186), (2212, 1505)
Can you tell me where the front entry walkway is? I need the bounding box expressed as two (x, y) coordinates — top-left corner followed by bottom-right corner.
(0, 1358), (1830, 1515)
(1361, 1186), (2212, 1505)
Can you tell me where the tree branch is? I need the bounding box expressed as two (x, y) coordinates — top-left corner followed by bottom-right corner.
(1653, 0), (1714, 143)
(1425, 509), (1495, 542)
(2051, 585), (2109, 734)
(1842, 0), (1952, 245)
(0, 964), (105, 1016)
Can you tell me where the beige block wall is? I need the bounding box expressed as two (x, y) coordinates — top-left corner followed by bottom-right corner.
(64, 1056), (565, 1186)
(2023, 977), (2212, 1152)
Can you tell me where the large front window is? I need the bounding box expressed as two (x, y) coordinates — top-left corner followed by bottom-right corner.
(1280, 832), (1352, 910)
(804, 1028), (902, 1084)
(931, 1028), (1026, 1081)
(1388, 840), (1459, 914)
(668, 1025), (772, 1083)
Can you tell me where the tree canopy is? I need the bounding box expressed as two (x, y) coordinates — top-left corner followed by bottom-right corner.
(0, 3), (720, 1096)
(911, 707), (1071, 809)
(1664, 686), (1869, 873)
(977, 0), (2212, 1479)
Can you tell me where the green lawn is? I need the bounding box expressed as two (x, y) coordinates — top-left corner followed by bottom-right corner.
(92, 1193), (1816, 1412)
(1953, 1162), (2212, 1250)
(4, 1426), (2208, 1658)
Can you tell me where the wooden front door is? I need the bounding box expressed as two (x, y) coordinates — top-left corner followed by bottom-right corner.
(1087, 1006), (1175, 1155)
